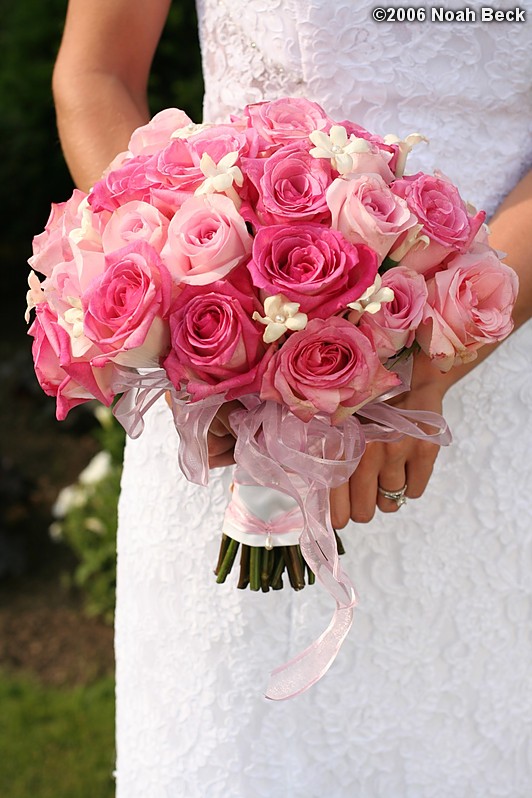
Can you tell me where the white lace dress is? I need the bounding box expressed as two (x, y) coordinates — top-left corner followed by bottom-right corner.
(115, 2), (532, 795)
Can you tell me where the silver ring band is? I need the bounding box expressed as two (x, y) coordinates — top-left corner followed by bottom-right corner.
(378, 483), (408, 507)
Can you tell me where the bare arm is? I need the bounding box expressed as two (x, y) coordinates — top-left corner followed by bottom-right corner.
(53, 0), (171, 191)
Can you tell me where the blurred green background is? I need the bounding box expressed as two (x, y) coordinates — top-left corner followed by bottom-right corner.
(0, 1), (204, 795)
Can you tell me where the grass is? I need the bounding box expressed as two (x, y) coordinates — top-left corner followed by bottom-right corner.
(0, 672), (115, 798)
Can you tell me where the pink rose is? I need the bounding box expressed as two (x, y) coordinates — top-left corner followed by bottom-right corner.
(161, 194), (253, 285)
(89, 155), (154, 213)
(188, 123), (260, 163)
(327, 174), (417, 264)
(337, 120), (400, 174)
(29, 304), (114, 420)
(244, 98), (330, 150)
(358, 267), (428, 358)
(29, 190), (89, 277)
(163, 268), (272, 401)
(248, 223), (378, 318)
(416, 250), (518, 371)
(260, 316), (401, 424)
(392, 172), (486, 274)
(83, 241), (173, 367)
(101, 200), (169, 254)
(243, 142), (333, 226)
(128, 108), (193, 156)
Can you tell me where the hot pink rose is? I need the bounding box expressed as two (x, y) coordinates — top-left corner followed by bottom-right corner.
(29, 304), (114, 420)
(163, 268), (272, 401)
(327, 174), (417, 264)
(244, 142), (333, 226)
(128, 108), (193, 156)
(248, 223), (378, 318)
(244, 98), (330, 150)
(101, 201), (169, 254)
(260, 316), (401, 424)
(83, 241), (173, 367)
(392, 172), (485, 274)
(358, 267), (428, 358)
(416, 250), (518, 371)
(161, 194), (253, 285)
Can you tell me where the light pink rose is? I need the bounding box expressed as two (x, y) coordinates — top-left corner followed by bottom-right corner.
(188, 123), (260, 163)
(29, 304), (114, 420)
(243, 142), (333, 226)
(161, 194), (253, 285)
(29, 190), (89, 277)
(128, 108), (193, 156)
(260, 316), (401, 424)
(163, 267), (273, 401)
(392, 172), (486, 274)
(327, 174), (417, 264)
(358, 267), (428, 358)
(83, 241), (173, 366)
(416, 250), (518, 371)
(89, 155), (154, 213)
(248, 223), (378, 318)
(337, 120), (400, 174)
(244, 98), (330, 150)
(101, 201), (169, 254)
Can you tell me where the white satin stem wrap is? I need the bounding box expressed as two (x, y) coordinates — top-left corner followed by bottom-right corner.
(112, 364), (452, 700)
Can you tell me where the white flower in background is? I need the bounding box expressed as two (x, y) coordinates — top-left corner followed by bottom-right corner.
(194, 151), (244, 207)
(253, 294), (308, 343)
(347, 274), (395, 315)
(93, 405), (114, 429)
(383, 132), (428, 177)
(79, 451), (113, 486)
(52, 484), (86, 519)
(84, 517), (106, 535)
(309, 125), (371, 175)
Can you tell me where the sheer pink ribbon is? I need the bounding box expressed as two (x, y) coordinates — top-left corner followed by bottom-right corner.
(110, 362), (452, 700)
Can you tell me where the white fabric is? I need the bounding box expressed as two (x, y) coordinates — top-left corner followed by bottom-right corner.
(115, 2), (532, 795)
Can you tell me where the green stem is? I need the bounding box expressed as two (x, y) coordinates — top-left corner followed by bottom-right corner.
(261, 547), (275, 592)
(271, 549), (286, 590)
(237, 544), (250, 590)
(215, 538), (240, 584)
(285, 545), (305, 591)
(214, 534), (231, 577)
(249, 547), (261, 591)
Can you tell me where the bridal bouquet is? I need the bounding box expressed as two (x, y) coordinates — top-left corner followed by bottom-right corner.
(27, 98), (518, 698)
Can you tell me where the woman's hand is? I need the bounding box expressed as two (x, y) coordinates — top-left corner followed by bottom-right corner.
(330, 352), (450, 528)
(207, 401), (241, 469)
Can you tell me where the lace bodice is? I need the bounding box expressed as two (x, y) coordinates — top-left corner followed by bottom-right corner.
(115, 3), (532, 796)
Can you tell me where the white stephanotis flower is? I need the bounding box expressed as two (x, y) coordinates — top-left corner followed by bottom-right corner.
(170, 122), (212, 139)
(309, 125), (371, 175)
(68, 197), (101, 247)
(194, 151), (244, 207)
(383, 132), (428, 177)
(252, 294), (308, 343)
(387, 223), (430, 263)
(25, 271), (45, 322)
(58, 296), (94, 358)
(347, 274), (394, 315)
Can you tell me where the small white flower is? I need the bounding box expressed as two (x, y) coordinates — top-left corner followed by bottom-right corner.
(170, 122), (212, 139)
(347, 274), (395, 315)
(84, 517), (106, 535)
(194, 151), (244, 207)
(387, 223), (430, 263)
(68, 197), (101, 246)
(383, 132), (428, 177)
(57, 296), (94, 358)
(309, 125), (371, 175)
(252, 294), (308, 343)
(53, 485), (86, 518)
(25, 271), (45, 322)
